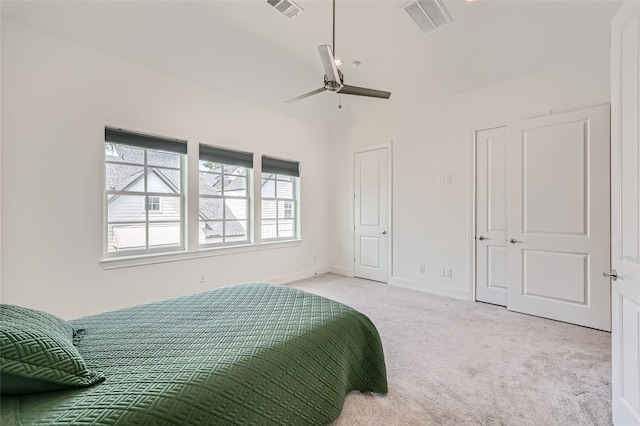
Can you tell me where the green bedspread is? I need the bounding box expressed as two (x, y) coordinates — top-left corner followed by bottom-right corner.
(1, 283), (387, 425)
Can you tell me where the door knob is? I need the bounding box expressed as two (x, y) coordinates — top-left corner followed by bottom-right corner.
(381, 231), (387, 235)
(603, 270), (618, 281)
(477, 236), (490, 241)
(508, 238), (523, 244)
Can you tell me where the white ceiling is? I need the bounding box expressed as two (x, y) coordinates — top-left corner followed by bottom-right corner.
(1, 0), (622, 129)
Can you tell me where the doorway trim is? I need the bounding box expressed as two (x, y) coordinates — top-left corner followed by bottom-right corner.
(352, 141), (393, 282)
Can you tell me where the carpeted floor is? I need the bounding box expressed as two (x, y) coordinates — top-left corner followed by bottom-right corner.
(289, 274), (612, 426)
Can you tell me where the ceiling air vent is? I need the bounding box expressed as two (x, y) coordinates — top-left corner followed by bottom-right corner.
(403, 0), (453, 34)
(266, 0), (303, 19)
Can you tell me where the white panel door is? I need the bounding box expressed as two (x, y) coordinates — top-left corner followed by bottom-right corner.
(476, 126), (508, 306)
(506, 105), (611, 331)
(611, 3), (640, 424)
(354, 148), (389, 282)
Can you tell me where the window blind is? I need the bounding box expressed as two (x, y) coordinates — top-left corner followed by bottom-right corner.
(262, 155), (300, 177)
(199, 144), (253, 168)
(105, 127), (187, 154)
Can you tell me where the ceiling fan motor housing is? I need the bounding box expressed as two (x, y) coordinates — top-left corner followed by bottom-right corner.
(324, 69), (344, 91)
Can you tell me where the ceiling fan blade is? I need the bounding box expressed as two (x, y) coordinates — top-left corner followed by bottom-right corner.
(317, 45), (341, 84)
(285, 87), (327, 103)
(338, 85), (391, 99)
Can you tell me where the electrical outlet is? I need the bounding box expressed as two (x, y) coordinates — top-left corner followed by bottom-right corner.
(313, 255), (317, 262)
(446, 269), (453, 278)
(439, 268), (445, 277)
(199, 275), (206, 283)
(419, 265), (425, 273)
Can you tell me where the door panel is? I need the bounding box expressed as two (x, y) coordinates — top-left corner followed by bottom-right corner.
(611, 3), (640, 424)
(506, 105), (611, 331)
(476, 127), (508, 306)
(523, 250), (587, 304)
(522, 121), (587, 235)
(488, 134), (508, 233)
(621, 297), (640, 416)
(487, 246), (507, 290)
(360, 237), (381, 268)
(354, 148), (389, 283)
(359, 158), (381, 226)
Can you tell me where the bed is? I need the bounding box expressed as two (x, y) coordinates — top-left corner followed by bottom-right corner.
(0, 282), (387, 425)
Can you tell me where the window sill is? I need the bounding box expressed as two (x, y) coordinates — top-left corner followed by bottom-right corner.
(100, 239), (302, 270)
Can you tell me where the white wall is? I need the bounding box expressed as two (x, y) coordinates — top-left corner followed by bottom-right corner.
(329, 63), (612, 300)
(1, 21), (330, 319)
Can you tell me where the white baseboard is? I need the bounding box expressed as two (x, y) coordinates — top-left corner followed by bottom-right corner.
(389, 276), (470, 300)
(327, 266), (351, 277)
(267, 267), (331, 285)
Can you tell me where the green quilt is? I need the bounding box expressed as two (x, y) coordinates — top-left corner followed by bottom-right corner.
(1, 283), (387, 425)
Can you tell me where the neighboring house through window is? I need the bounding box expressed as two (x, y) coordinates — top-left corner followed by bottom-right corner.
(261, 155), (300, 241)
(104, 128), (186, 256)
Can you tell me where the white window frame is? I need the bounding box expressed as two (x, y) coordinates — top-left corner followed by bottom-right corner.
(260, 155), (300, 242)
(260, 172), (299, 242)
(198, 163), (252, 247)
(104, 128), (186, 258)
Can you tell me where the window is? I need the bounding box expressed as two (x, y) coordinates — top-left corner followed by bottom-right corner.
(283, 201), (293, 218)
(103, 127), (301, 265)
(104, 128), (186, 256)
(199, 145), (253, 246)
(261, 155), (300, 241)
(148, 196), (162, 212)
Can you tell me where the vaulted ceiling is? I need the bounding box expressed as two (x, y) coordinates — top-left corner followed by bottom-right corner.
(1, 0), (622, 128)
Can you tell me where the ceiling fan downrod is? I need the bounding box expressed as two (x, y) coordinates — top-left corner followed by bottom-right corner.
(332, 0), (336, 58)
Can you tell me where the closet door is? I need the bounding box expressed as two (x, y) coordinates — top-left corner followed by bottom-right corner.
(475, 126), (508, 306)
(506, 105), (611, 331)
(354, 147), (390, 283)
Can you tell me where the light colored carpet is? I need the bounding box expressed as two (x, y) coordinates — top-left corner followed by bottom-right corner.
(288, 274), (611, 426)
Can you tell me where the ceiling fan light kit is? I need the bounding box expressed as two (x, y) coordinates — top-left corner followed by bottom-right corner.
(286, 0), (391, 104)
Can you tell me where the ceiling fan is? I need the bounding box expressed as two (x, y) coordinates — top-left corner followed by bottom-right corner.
(286, 0), (391, 103)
